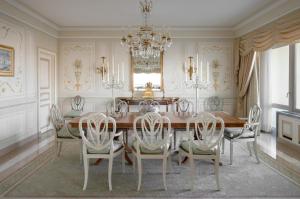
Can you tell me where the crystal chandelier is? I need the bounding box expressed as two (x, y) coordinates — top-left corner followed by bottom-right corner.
(121, 0), (172, 59)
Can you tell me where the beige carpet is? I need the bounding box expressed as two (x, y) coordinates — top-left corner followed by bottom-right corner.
(1, 141), (300, 198)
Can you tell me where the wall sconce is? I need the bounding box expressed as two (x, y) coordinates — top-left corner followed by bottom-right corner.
(74, 59), (82, 91)
(96, 56), (107, 80)
(185, 56), (196, 80)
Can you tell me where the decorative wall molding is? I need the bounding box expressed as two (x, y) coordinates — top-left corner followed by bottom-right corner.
(0, 18), (26, 100)
(60, 42), (95, 92)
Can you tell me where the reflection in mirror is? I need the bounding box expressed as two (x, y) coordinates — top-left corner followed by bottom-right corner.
(132, 53), (163, 91)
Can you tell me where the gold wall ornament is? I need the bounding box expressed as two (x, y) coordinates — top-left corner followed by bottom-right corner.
(74, 59), (82, 91)
(96, 56), (107, 80)
(187, 56), (196, 80)
(143, 82), (154, 98)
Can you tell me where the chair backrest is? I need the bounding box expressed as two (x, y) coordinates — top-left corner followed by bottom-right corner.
(106, 100), (128, 114)
(133, 112), (171, 154)
(50, 104), (65, 131)
(203, 96), (223, 111)
(79, 113), (116, 152)
(71, 95), (85, 111)
(186, 112), (224, 152)
(138, 100), (160, 113)
(172, 98), (193, 113)
(247, 104), (262, 133)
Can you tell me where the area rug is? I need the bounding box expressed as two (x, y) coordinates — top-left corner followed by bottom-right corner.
(1, 141), (300, 198)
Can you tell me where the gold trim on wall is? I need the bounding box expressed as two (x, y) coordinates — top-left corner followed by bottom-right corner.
(0, 45), (15, 77)
(131, 51), (164, 92)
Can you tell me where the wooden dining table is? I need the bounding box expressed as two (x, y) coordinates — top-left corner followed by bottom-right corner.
(68, 111), (245, 165)
(69, 111), (245, 129)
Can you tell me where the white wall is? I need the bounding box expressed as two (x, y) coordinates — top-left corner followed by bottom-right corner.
(58, 38), (237, 114)
(0, 12), (57, 150)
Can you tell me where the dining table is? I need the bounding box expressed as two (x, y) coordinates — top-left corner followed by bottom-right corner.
(68, 111), (245, 165)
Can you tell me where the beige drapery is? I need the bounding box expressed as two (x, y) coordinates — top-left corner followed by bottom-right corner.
(235, 9), (300, 116)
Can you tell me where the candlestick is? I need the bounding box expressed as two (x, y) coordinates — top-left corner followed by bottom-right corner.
(207, 61), (209, 81)
(122, 62), (125, 82)
(112, 56), (115, 75)
(117, 63), (120, 83)
(200, 60), (203, 81)
(196, 53), (199, 74)
(107, 62), (110, 81)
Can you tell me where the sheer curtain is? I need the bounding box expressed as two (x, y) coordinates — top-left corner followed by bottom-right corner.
(259, 51), (272, 132)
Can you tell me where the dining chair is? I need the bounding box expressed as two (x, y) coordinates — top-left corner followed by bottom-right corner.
(71, 95), (85, 111)
(138, 100), (160, 113)
(172, 98), (194, 149)
(79, 113), (125, 191)
(50, 104), (81, 157)
(178, 112), (224, 190)
(203, 96), (223, 111)
(132, 112), (172, 191)
(223, 104), (261, 165)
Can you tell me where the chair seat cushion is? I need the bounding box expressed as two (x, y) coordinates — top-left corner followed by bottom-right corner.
(131, 140), (170, 154)
(57, 127), (81, 139)
(64, 110), (82, 118)
(179, 140), (216, 155)
(224, 128), (255, 139)
(87, 141), (123, 154)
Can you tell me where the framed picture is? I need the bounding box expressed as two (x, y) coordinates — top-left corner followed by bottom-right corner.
(0, 45), (15, 77)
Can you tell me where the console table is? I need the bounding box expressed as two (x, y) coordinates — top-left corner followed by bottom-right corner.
(116, 97), (179, 112)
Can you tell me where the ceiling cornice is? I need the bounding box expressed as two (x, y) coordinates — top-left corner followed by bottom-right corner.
(234, 0), (300, 37)
(2, 0), (300, 39)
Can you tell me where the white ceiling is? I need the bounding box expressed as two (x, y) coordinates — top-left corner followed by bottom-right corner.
(15, 0), (277, 28)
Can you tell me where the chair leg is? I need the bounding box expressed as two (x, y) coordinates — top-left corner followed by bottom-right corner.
(214, 154), (220, 190)
(122, 150), (125, 173)
(222, 137), (225, 154)
(173, 130), (177, 150)
(133, 155), (136, 174)
(137, 157), (142, 191)
(83, 157), (89, 190)
(247, 142), (252, 156)
(108, 158), (113, 191)
(253, 141), (260, 163)
(189, 157), (195, 190)
(57, 141), (62, 157)
(163, 158), (167, 190)
(230, 140), (233, 165)
(178, 151), (181, 166)
(168, 155), (172, 172)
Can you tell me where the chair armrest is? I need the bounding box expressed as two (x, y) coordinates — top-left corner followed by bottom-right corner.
(114, 130), (123, 138)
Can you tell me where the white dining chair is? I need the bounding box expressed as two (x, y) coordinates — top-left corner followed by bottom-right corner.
(223, 104), (262, 165)
(203, 96), (224, 111)
(79, 113), (125, 191)
(172, 98), (194, 149)
(50, 104), (81, 157)
(138, 100), (160, 113)
(132, 112), (172, 191)
(178, 112), (224, 190)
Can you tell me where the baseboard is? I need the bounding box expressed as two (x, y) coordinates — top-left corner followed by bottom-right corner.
(0, 134), (38, 157)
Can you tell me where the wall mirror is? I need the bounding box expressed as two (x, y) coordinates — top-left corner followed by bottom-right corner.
(131, 52), (164, 91)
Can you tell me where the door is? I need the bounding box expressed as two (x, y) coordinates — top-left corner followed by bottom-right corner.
(38, 48), (56, 133)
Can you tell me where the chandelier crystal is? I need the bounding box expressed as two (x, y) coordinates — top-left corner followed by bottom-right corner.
(121, 0), (172, 59)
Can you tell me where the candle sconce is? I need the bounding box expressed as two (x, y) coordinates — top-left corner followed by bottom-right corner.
(187, 56), (196, 80)
(74, 59), (82, 91)
(96, 56), (107, 80)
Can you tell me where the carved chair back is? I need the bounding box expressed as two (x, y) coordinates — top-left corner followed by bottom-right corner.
(133, 112), (171, 154)
(50, 104), (65, 131)
(138, 100), (160, 113)
(71, 95), (85, 111)
(79, 113), (116, 152)
(203, 96), (223, 111)
(186, 112), (224, 152)
(172, 98), (194, 113)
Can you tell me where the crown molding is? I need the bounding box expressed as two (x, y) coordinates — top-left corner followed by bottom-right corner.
(0, 0), (58, 38)
(2, 0), (300, 39)
(234, 0), (300, 37)
(58, 26), (235, 39)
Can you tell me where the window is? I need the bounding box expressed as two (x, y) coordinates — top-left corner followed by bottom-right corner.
(269, 46), (289, 106)
(296, 43), (300, 110)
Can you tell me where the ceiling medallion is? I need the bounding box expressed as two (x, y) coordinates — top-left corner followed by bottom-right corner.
(121, 0), (172, 59)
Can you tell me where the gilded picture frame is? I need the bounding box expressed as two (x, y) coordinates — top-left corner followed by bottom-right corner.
(0, 45), (15, 77)
(131, 52), (164, 92)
